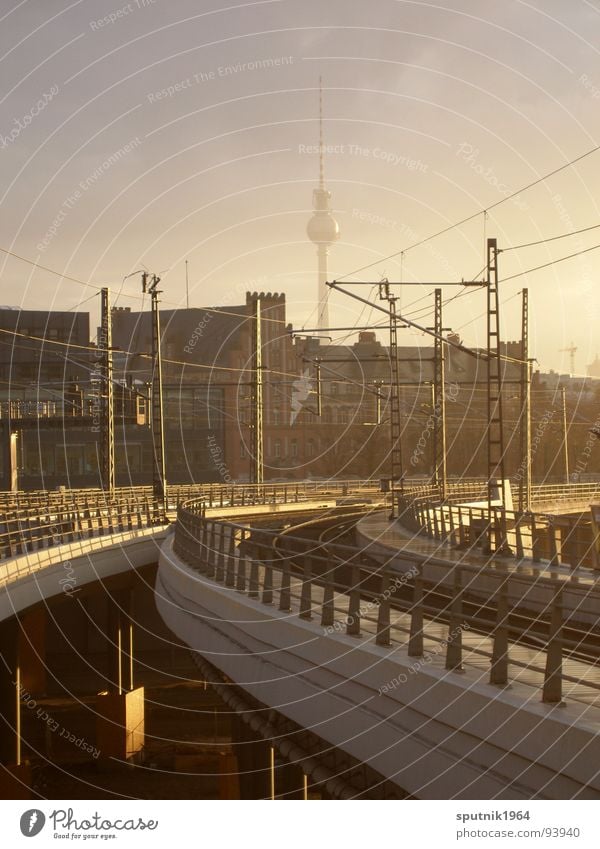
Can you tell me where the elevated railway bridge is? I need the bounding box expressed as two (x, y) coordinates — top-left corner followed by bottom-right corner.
(1, 478), (600, 799)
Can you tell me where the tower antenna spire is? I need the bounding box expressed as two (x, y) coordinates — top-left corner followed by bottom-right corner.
(319, 75), (325, 190)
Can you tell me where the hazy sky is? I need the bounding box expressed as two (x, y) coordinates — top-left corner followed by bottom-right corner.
(1, 0), (599, 372)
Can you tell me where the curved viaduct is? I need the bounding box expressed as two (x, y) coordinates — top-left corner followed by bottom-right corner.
(1, 479), (600, 799)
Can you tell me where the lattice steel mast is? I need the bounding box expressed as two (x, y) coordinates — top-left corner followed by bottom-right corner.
(250, 296), (264, 484)
(100, 287), (115, 498)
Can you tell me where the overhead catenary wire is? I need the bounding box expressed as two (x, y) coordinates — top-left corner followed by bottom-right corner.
(502, 221), (600, 252)
(334, 141), (600, 283)
(500, 241), (600, 284)
(0, 246), (290, 327)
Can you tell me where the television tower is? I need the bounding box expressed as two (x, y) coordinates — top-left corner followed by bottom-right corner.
(307, 78), (340, 331)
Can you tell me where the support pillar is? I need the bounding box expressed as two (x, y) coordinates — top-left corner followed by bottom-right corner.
(276, 757), (307, 799)
(97, 588), (144, 762)
(0, 428), (17, 493)
(18, 609), (47, 698)
(218, 751), (240, 799)
(232, 716), (271, 799)
(0, 619), (30, 798)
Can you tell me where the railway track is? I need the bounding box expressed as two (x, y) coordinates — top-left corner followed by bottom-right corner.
(253, 509), (600, 668)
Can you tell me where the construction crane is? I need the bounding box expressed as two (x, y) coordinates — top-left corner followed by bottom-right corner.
(559, 341), (577, 375)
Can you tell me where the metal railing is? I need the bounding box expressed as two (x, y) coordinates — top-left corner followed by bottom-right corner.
(0, 495), (165, 561)
(0, 479), (381, 563)
(0, 478), (380, 515)
(2, 476), (597, 570)
(172, 508), (598, 707)
(398, 482), (599, 569)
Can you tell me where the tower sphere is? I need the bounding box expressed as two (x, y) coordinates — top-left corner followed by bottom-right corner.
(307, 188), (340, 246)
(307, 211), (340, 245)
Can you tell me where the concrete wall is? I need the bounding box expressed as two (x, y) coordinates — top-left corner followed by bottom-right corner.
(157, 537), (600, 800)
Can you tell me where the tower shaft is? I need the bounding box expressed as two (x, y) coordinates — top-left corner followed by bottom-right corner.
(317, 246), (329, 330)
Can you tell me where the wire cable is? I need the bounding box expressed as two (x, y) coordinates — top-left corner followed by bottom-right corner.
(500, 241), (600, 283)
(501, 222), (600, 252)
(334, 142), (600, 282)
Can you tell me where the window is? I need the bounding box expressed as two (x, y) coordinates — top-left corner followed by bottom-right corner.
(55, 445), (84, 476)
(116, 443), (141, 473)
(240, 440), (246, 459)
(307, 439), (316, 458)
(291, 439), (298, 458)
(274, 439), (281, 459)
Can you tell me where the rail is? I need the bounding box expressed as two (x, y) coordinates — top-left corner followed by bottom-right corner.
(0, 479), (380, 562)
(0, 495), (164, 561)
(172, 506), (599, 707)
(0, 479), (380, 514)
(1, 477), (598, 569)
(398, 481), (600, 569)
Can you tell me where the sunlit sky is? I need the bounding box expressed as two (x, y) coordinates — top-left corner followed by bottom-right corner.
(1, 0), (599, 373)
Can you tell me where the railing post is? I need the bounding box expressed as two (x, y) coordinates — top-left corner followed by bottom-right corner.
(225, 527), (236, 587)
(262, 537), (273, 605)
(457, 506), (467, 548)
(346, 558), (361, 636)
(376, 568), (391, 646)
(531, 515), (543, 562)
(439, 506), (447, 540)
(249, 546), (260, 599)
(126, 500), (133, 531)
(85, 505), (94, 539)
(445, 568), (463, 671)
(547, 518), (560, 569)
(190, 513), (199, 566)
(432, 509), (440, 540)
(321, 558), (335, 628)
(278, 540), (291, 612)
(408, 565), (424, 657)
(68, 510), (77, 542)
(494, 506), (510, 554)
(514, 512), (524, 560)
(542, 584), (564, 704)
(215, 524), (226, 582)
(236, 529), (247, 590)
(197, 518), (208, 574)
(97, 507), (106, 538)
(299, 552), (313, 620)
(489, 576), (509, 686)
(206, 522), (216, 578)
(447, 504), (456, 545)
